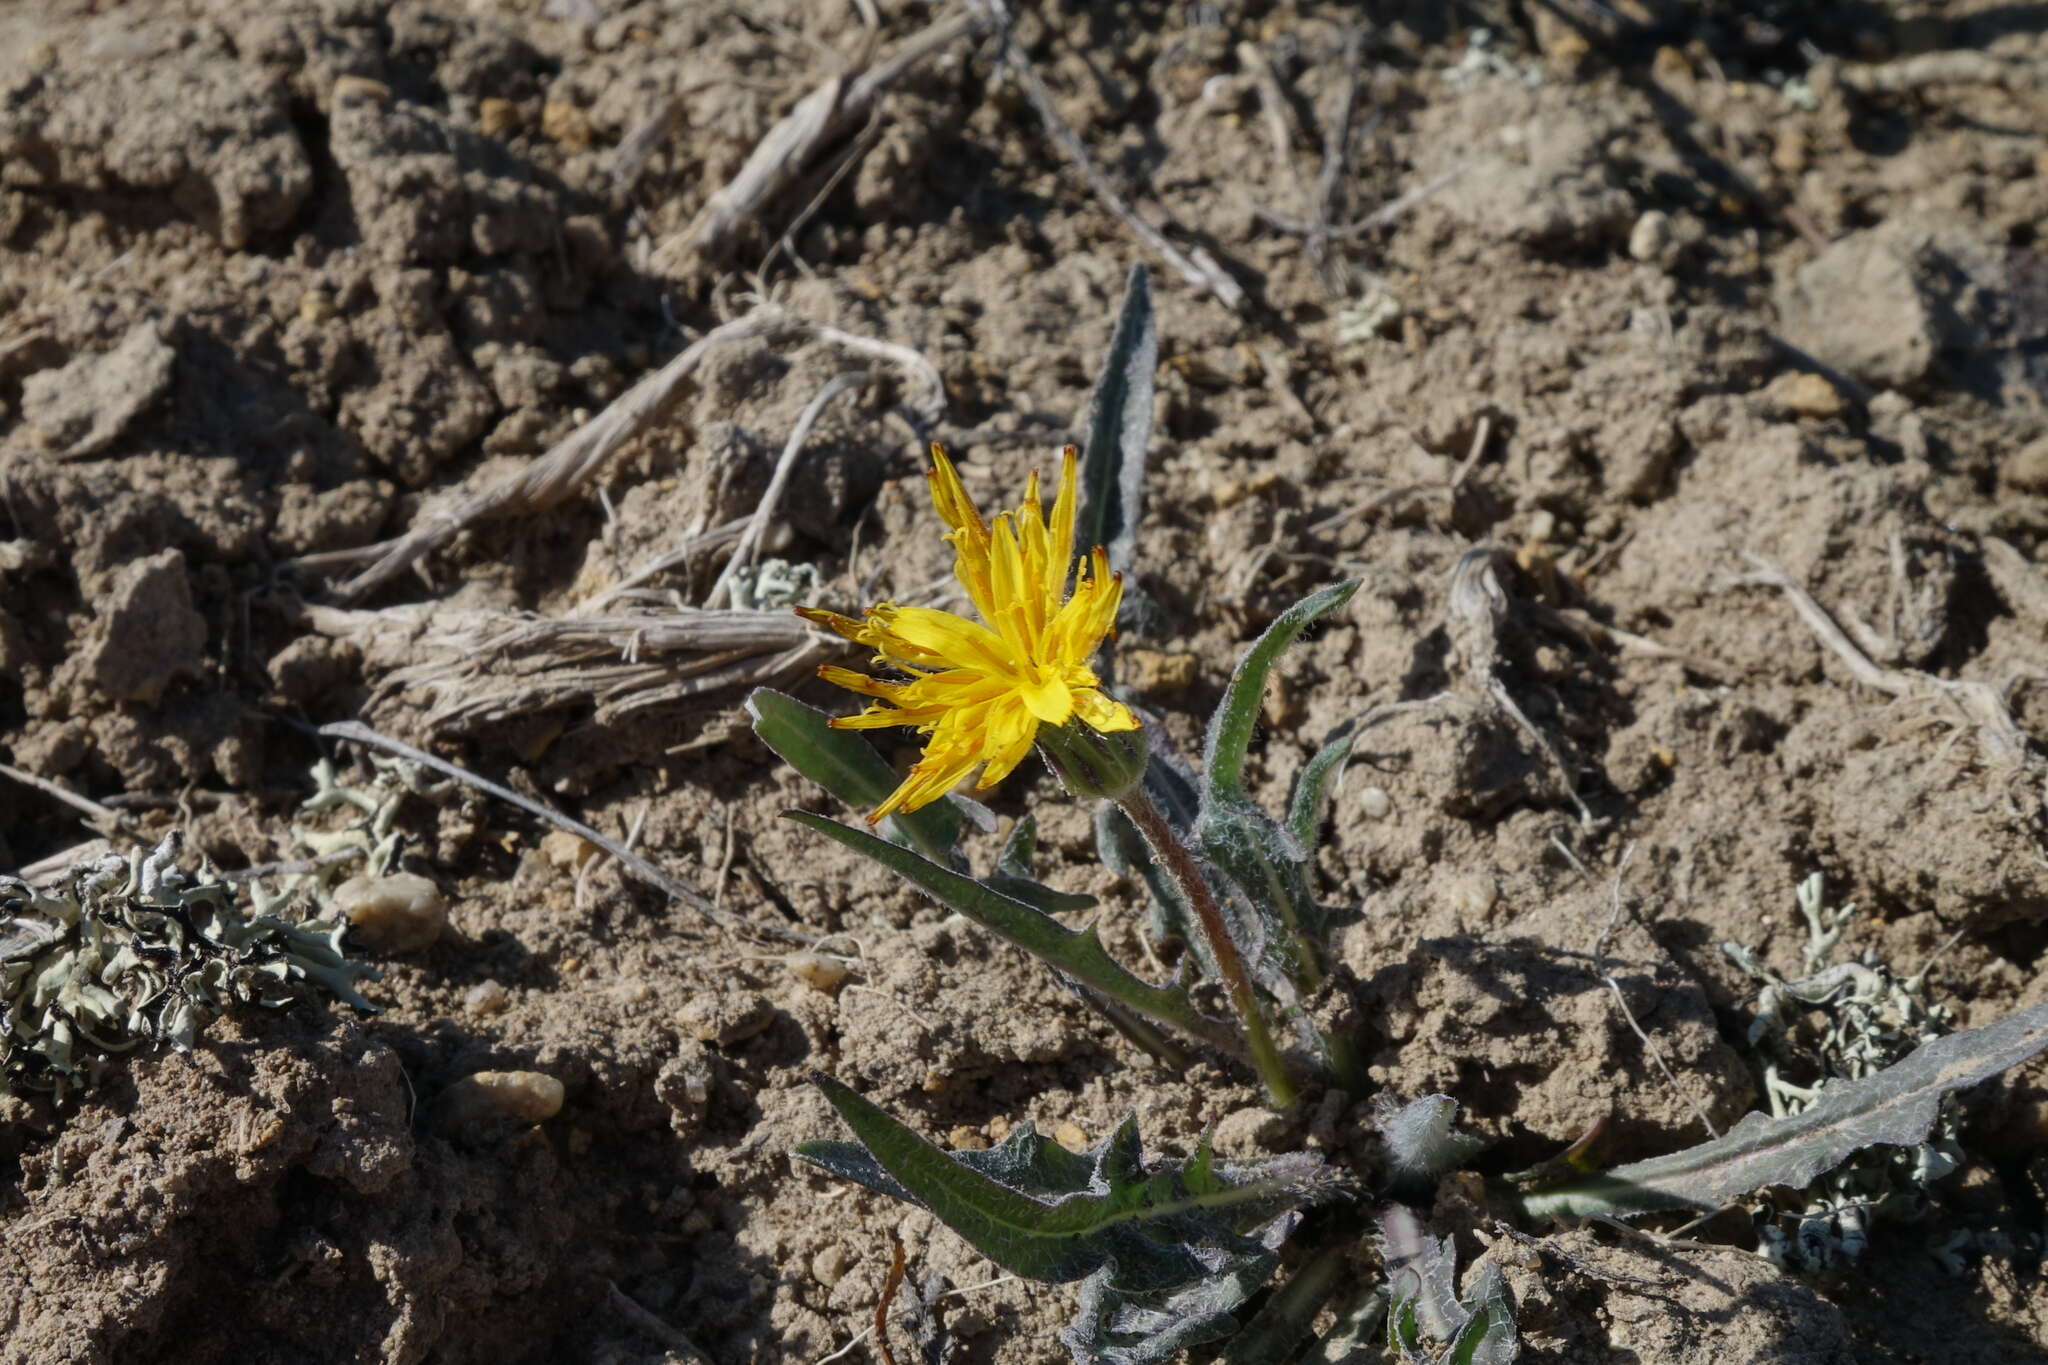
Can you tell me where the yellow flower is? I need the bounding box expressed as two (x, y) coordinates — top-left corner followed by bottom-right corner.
(798, 444), (1140, 821)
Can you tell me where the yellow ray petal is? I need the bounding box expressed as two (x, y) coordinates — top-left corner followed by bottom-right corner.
(1072, 687), (1141, 734)
(1047, 445), (1079, 601)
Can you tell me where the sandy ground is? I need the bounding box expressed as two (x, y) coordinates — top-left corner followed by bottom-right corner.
(0, 2), (2045, 1362)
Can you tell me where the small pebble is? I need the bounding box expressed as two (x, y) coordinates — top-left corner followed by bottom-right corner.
(1761, 371), (1846, 420)
(1628, 209), (1672, 264)
(785, 952), (849, 994)
(949, 1126), (990, 1151)
(540, 829), (597, 871)
(541, 98), (593, 149)
(478, 97), (522, 137)
(464, 980), (510, 1016)
(1360, 786), (1393, 820)
(674, 990), (775, 1046)
(297, 288), (337, 324)
(1052, 1120), (1089, 1151)
(811, 1246), (848, 1289)
(334, 872), (446, 953)
(1446, 870), (1500, 920)
(434, 1070), (563, 1135)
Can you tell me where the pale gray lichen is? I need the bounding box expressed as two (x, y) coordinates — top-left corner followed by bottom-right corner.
(1722, 873), (1961, 1272)
(0, 831), (376, 1102)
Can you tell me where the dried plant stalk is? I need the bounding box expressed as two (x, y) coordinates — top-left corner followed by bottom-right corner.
(301, 598), (837, 733)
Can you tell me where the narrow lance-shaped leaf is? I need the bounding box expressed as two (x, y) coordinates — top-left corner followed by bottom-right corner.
(1286, 724), (1356, 848)
(794, 1073), (1344, 1292)
(1519, 997), (2048, 1219)
(785, 811), (1243, 1058)
(747, 689), (965, 865)
(1204, 580), (1362, 803)
(1078, 263), (1158, 575)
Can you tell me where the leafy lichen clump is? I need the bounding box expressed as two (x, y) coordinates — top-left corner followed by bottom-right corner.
(0, 832), (375, 1101)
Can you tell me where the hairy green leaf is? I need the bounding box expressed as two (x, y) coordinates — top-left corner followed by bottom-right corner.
(1078, 264), (1158, 575)
(795, 1074), (1343, 1295)
(1519, 997), (2048, 1218)
(1204, 580), (1362, 803)
(1218, 1233), (1354, 1365)
(1286, 724), (1356, 847)
(1382, 1205), (1518, 1364)
(747, 689), (965, 865)
(785, 811), (1240, 1056)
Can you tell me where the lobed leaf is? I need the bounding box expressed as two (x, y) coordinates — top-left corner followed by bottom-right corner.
(795, 1074), (1344, 1296)
(1518, 997), (2048, 1218)
(1203, 580), (1362, 803)
(1078, 264), (1158, 576)
(785, 811), (1240, 1057)
(1381, 1204), (1518, 1364)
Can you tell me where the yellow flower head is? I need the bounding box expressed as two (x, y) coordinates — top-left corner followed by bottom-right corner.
(797, 443), (1140, 821)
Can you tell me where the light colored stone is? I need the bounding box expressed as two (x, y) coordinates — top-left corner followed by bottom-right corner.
(1360, 786), (1393, 820)
(435, 1070), (563, 1134)
(948, 1125), (990, 1151)
(785, 951), (850, 993)
(478, 97), (522, 137)
(464, 980), (510, 1016)
(540, 829), (597, 870)
(1628, 210), (1672, 264)
(1052, 1120), (1089, 1151)
(2002, 436), (2048, 494)
(1760, 371), (1845, 420)
(811, 1246), (848, 1289)
(674, 990), (774, 1046)
(24, 322), (177, 459)
(334, 872), (446, 952)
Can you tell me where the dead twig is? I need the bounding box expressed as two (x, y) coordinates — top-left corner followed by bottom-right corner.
(1306, 27), (1368, 294)
(1824, 49), (2048, 95)
(18, 838), (114, 884)
(681, 9), (981, 265)
(605, 1282), (715, 1365)
(1255, 162), (1469, 240)
(1595, 845), (1721, 1139)
(1236, 40), (1308, 213)
(1528, 603), (1733, 685)
(1446, 546), (1596, 829)
(318, 720), (819, 945)
(705, 371), (873, 608)
(758, 111), (886, 279)
(576, 516), (745, 616)
(0, 763), (129, 835)
(983, 1), (1244, 310)
(310, 310), (787, 600)
(609, 96), (680, 203)
(300, 597), (836, 731)
(302, 308), (943, 602)
(1736, 551), (2032, 763)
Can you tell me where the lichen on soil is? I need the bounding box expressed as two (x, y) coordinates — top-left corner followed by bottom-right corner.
(0, 3), (2045, 1364)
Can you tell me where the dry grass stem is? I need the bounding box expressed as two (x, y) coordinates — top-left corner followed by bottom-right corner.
(1738, 551), (2034, 764)
(320, 720), (819, 945)
(678, 9), (981, 267)
(301, 598), (837, 731)
(1447, 546), (1596, 828)
(984, 1), (1245, 310)
(298, 307), (943, 603)
(705, 371), (872, 609)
